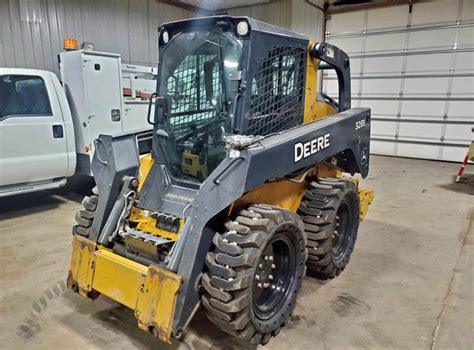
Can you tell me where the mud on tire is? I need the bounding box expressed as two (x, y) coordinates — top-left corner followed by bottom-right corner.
(298, 178), (360, 280)
(202, 204), (307, 346)
(72, 187), (98, 238)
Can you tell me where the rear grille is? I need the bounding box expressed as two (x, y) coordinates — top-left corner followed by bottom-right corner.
(247, 46), (306, 136)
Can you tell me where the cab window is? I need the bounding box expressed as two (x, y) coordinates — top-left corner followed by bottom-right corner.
(0, 75), (52, 119)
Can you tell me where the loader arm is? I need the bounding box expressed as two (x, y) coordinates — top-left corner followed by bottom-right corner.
(311, 42), (352, 112)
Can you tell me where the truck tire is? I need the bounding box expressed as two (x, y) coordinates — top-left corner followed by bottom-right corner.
(298, 178), (360, 280)
(72, 187), (99, 238)
(202, 204), (307, 345)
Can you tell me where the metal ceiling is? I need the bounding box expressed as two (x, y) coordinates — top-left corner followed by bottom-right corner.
(323, 0), (417, 14)
(163, 0), (422, 15)
(174, 0), (272, 11)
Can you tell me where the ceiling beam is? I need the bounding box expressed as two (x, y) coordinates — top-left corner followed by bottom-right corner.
(325, 0), (420, 15)
(305, 0), (325, 12)
(155, 0), (215, 15)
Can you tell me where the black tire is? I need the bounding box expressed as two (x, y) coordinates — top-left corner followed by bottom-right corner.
(202, 204), (307, 346)
(72, 186), (98, 238)
(298, 178), (360, 280)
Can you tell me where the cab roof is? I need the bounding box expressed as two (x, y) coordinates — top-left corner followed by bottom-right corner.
(160, 15), (308, 41)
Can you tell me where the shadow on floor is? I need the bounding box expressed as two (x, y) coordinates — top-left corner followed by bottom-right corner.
(60, 290), (256, 350)
(0, 175), (94, 219)
(439, 175), (474, 196)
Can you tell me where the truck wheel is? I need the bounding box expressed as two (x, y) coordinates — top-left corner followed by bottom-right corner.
(298, 178), (360, 280)
(72, 187), (99, 238)
(202, 204), (307, 345)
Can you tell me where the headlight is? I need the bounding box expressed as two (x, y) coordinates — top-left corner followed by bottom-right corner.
(162, 30), (169, 44)
(236, 21), (249, 36)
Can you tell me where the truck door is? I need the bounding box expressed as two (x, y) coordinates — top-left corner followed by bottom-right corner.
(0, 70), (70, 186)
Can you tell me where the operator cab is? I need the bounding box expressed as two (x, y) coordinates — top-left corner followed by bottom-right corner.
(151, 17), (308, 185)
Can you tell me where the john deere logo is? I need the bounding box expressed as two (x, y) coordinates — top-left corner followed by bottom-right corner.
(294, 133), (330, 163)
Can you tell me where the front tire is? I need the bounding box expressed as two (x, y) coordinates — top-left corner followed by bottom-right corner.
(202, 204), (307, 345)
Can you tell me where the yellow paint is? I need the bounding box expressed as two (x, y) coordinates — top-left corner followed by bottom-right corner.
(314, 100), (338, 119)
(234, 175), (312, 213)
(304, 42), (319, 124)
(316, 162), (342, 178)
(67, 235), (181, 344)
(233, 164), (342, 214)
(358, 188), (374, 221)
(138, 153), (154, 192)
(304, 41), (338, 125)
(67, 234), (96, 297)
(129, 207), (182, 240)
(234, 162), (373, 222)
(135, 265), (182, 342)
(92, 249), (147, 309)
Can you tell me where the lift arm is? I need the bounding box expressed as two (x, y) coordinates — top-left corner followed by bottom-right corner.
(311, 42), (352, 112)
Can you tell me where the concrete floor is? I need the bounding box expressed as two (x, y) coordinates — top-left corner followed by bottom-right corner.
(0, 155), (472, 350)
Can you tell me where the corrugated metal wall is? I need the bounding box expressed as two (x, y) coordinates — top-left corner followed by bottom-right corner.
(290, 0), (324, 42)
(0, 0), (200, 74)
(0, 0), (324, 75)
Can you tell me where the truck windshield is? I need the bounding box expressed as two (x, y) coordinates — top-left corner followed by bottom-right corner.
(156, 30), (241, 184)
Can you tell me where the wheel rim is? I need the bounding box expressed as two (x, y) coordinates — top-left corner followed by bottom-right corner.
(332, 201), (354, 260)
(252, 232), (296, 320)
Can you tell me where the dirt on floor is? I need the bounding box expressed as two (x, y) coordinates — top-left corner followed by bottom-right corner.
(0, 155), (472, 350)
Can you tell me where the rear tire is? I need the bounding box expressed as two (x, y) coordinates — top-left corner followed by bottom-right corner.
(202, 204), (307, 345)
(298, 178), (360, 280)
(72, 187), (98, 238)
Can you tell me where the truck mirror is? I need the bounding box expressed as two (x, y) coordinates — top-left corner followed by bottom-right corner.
(147, 92), (158, 125)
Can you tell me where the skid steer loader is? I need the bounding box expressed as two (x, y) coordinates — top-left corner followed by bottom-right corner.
(67, 16), (373, 346)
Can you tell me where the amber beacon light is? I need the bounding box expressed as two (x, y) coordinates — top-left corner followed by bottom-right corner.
(63, 38), (79, 51)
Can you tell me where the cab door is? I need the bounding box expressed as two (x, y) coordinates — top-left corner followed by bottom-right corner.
(0, 70), (70, 186)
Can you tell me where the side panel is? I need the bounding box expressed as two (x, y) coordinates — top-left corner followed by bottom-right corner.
(83, 52), (123, 135)
(123, 100), (154, 133)
(244, 108), (370, 191)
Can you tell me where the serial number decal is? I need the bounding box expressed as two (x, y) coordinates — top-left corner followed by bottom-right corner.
(294, 133), (330, 163)
(355, 119), (366, 130)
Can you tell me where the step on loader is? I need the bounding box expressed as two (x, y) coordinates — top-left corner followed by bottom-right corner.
(67, 16), (374, 346)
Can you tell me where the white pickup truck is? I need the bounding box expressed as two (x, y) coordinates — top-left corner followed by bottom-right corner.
(0, 49), (154, 197)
